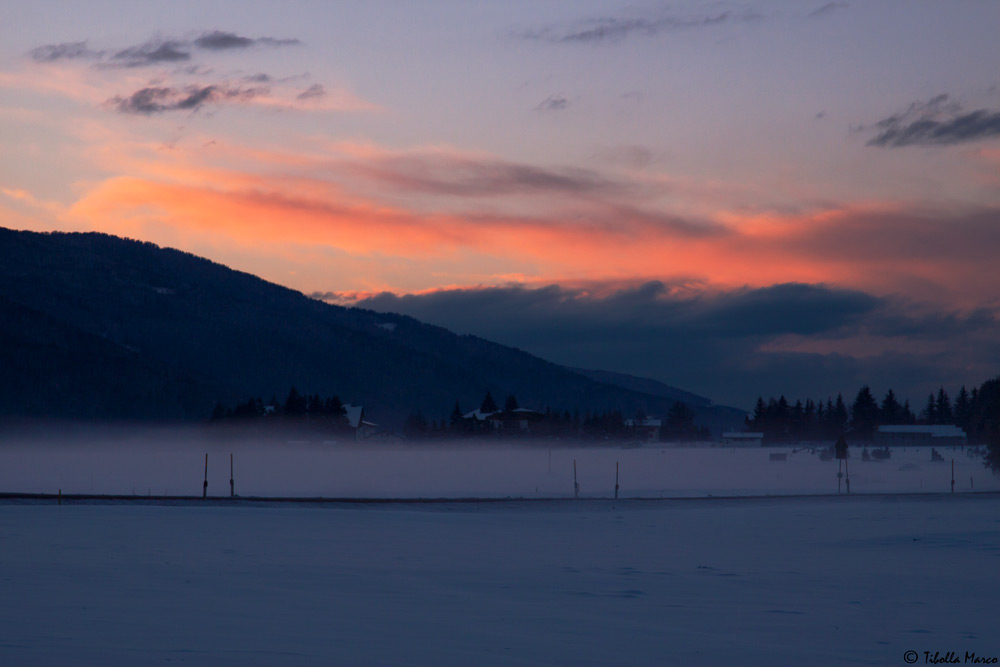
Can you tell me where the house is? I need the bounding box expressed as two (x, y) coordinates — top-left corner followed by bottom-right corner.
(624, 418), (662, 441)
(461, 407), (546, 432)
(462, 408), (495, 423)
(344, 404), (378, 441)
(875, 425), (967, 447)
(720, 432), (764, 447)
(491, 408), (546, 432)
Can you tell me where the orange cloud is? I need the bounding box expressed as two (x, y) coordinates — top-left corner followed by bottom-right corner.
(49, 136), (1000, 308)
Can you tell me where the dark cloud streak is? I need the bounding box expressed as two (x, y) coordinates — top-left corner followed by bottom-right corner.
(193, 31), (254, 50)
(523, 9), (762, 44)
(194, 31), (301, 50)
(536, 94), (568, 111)
(346, 155), (626, 198)
(110, 84), (267, 114)
(28, 41), (103, 62)
(29, 31), (300, 69)
(867, 94), (1000, 147)
(111, 40), (191, 67)
(807, 2), (849, 18)
(296, 83), (326, 100)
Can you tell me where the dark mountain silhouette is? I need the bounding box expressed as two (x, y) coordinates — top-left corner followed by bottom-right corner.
(570, 368), (745, 436)
(0, 227), (745, 431)
(571, 368), (712, 407)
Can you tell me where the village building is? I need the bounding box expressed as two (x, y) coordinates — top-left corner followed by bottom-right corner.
(624, 418), (662, 441)
(461, 407), (546, 432)
(344, 404), (378, 441)
(720, 432), (764, 447)
(875, 424), (967, 447)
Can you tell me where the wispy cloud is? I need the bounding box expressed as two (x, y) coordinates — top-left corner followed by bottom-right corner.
(28, 41), (104, 62)
(193, 31), (301, 51)
(18, 31), (374, 116)
(866, 94), (1000, 147)
(536, 94), (568, 111)
(807, 2), (849, 18)
(296, 83), (326, 100)
(110, 40), (192, 68)
(523, 8), (762, 44)
(109, 84), (267, 114)
(342, 151), (625, 198)
(29, 31), (301, 69)
(193, 31), (254, 50)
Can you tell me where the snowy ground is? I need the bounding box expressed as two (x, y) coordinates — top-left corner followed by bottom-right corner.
(0, 430), (995, 499)
(1, 494), (998, 666)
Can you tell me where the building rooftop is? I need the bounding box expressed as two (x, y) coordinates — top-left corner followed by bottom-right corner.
(877, 424), (966, 438)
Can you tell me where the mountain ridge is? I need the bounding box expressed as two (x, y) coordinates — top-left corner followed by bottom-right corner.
(0, 227), (745, 432)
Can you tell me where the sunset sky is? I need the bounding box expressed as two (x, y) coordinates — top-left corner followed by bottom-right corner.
(3, 0), (999, 408)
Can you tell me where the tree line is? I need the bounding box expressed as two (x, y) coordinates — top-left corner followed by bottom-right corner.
(209, 386), (351, 434)
(404, 391), (709, 442)
(203, 379), (1000, 474)
(746, 380), (997, 445)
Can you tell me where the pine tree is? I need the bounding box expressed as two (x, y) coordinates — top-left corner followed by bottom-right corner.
(665, 401), (696, 440)
(850, 386), (880, 439)
(936, 387), (953, 424)
(404, 412), (430, 439)
(323, 395), (347, 429)
(922, 393), (937, 424)
(901, 399), (915, 424)
(504, 394), (519, 413)
(880, 389), (901, 424)
(792, 400), (805, 440)
(284, 386), (307, 417)
(480, 391), (498, 414)
(804, 399), (817, 439)
(954, 386), (972, 430)
(751, 397), (766, 429)
(450, 401), (463, 427)
(832, 393), (849, 434)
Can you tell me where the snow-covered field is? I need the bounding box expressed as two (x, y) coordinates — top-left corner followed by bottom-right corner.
(2, 494), (998, 666)
(3, 433), (998, 664)
(0, 431), (995, 499)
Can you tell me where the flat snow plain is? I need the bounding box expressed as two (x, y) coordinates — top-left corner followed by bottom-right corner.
(2, 495), (999, 666)
(2, 437), (999, 665)
(0, 434), (996, 498)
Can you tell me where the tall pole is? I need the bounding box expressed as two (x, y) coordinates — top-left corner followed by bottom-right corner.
(614, 461), (619, 500)
(838, 459), (842, 494)
(573, 459), (579, 499)
(203, 453), (208, 499)
(845, 456), (850, 494)
(230, 453), (235, 498)
(951, 459), (955, 494)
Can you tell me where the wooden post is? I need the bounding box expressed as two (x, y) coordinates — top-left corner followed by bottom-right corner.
(837, 459), (842, 494)
(203, 453), (208, 499)
(230, 453), (234, 498)
(951, 459), (955, 494)
(614, 461), (619, 500)
(845, 457), (850, 494)
(573, 459), (579, 499)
